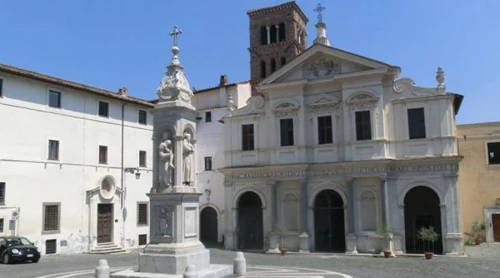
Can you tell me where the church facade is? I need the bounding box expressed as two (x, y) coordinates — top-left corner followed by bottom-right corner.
(221, 2), (464, 255)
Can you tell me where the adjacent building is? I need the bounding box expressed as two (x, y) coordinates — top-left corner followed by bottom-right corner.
(0, 63), (155, 254)
(457, 122), (500, 243)
(221, 2), (464, 255)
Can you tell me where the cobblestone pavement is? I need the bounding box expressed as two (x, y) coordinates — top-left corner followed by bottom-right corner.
(1, 247), (499, 278)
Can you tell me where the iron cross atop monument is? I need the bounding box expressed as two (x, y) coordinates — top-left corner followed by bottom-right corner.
(314, 3), (326, 23)
(169, 25), (182, 46)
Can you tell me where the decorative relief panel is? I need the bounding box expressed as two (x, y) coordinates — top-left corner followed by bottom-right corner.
(306, 59), (341, 78)
(272, 99), (300, 118)
(156, 206), (174, 237)
(346, 92), (379, 111)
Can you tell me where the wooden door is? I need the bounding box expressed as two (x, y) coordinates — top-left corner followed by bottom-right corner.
(97, 204), (113, 243)
(492, 214), (500, 242)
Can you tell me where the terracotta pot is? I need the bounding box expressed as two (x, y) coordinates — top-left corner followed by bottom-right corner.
(475, 239), (481, 245)
(383, 251), (392, 258)
(280, 248), (288, 255)
(424, 252), (433, 260)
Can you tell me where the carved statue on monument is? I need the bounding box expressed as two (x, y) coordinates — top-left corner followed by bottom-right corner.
(182, 132), (194, 185)
(157, 208), (173, 237)
(158, 132), (175, 189)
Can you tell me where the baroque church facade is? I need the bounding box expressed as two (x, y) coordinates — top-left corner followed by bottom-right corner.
(221, 2), (464, 255)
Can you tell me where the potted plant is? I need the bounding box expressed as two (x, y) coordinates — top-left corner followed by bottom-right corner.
(377, 225), (394, 258)
(472, 221), (485, 245)
(417, 226), (439, 260)
(274, 224), (288, 255)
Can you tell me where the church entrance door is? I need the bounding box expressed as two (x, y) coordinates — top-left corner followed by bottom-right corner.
(404, 186), (443, 254)
(97, 204), (113, 243)
(200, 207), (218, 247)
(237, 192), (263, 250)
(314, 190), (345, 252)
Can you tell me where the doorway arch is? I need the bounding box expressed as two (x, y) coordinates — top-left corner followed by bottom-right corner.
(314, 189), (345, 252)
(404, 186), (443, 254)
(237, 191), (264, 250)
(200, 206), (218, 246)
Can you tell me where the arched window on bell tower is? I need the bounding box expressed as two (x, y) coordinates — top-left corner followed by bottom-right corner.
(260, 26), (267, 45)
(270, 25), (277, 44)
(270, 59), (277, 73)
(279, 22), (285, 42)
(280, 57), (286, 67)
(260, 61), (266, 78)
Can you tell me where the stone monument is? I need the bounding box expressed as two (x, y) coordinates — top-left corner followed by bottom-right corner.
(112, 26), (232, 278)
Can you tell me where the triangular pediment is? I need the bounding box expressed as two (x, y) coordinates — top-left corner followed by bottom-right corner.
(307, 94), (340, 107)
(258, 44), (399, 89)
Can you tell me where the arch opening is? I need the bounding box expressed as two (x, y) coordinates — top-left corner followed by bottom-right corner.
(313, 189), (345, 252)
(200, 207), (218, 247)
(237, 191), (264, 250)
(404, 186), (443, 254)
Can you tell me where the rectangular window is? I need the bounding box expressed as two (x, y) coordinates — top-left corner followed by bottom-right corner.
(137, 203), (148, 225)
(0, 183), (5, 205)
(205, 111), (212, 122)
(0, 218), (3, 233)
(408, 108), (426, 139)
(242, 124), (255, 151)
(98, 101), (109, 117)
(99, 146), (108, 164)
(45, 239), (57, 254)
(49, 90), (61, 108)
(138, 110), (147, 125)
(204, 157), (213, 171)
(488, 142), (500, 165)
(138, 234), (147, 245)
(48, 140), (59, 160)
(43, 204), (60, 233)
(0, 78), (4, 97)
(139, 151), (147, 167)
(318, 116), (333, 144)
(280, 118), (294, 146)
(355, 111), (372, 141)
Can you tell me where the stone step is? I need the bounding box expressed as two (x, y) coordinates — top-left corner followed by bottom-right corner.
(88, 243), (126, 254)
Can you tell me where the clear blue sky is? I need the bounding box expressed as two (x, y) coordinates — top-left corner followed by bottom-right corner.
(1, 0), (498, 124)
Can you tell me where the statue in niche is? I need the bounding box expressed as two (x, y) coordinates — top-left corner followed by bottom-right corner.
(158, 132), (175, 189)
(182, 132), (194, 185)
(157, 208), (172, 237)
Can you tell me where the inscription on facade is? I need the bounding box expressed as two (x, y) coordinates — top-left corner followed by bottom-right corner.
(227, 164), (457, 180)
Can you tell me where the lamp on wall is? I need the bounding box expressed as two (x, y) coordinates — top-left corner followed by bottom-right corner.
(124, 167), (141, 180)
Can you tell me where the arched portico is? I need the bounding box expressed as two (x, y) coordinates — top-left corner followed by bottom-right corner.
(403, 185), (443, 254)
(236, 191), (265, 250)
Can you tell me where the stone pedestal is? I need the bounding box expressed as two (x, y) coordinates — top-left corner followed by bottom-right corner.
(298, 232), (310, 253)
(445, 233), (465, 255)
(266, 233), (281, 254)
(345, 234), (358, 254)
(112, 191), (232, 278)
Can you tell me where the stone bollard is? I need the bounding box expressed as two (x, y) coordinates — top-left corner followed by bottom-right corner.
(95, 259), (110, 278)
(233, 252), (246, 277)
(183, 264), (198, 278)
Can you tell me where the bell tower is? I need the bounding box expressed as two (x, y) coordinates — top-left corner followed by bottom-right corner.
(247, 1), (308, 95)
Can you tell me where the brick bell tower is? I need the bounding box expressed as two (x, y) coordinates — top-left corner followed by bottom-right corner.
(247, 1), (309, 95)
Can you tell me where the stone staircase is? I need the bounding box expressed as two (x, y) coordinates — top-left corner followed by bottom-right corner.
(88, 242), (126, 254)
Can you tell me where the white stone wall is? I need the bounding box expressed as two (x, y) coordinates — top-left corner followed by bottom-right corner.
(0, 71), (153, 254)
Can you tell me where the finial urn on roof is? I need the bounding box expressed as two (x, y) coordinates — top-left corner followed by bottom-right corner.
(156, 25), (194, 104)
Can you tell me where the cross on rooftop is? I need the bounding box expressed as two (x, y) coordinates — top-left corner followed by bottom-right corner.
(169, 25), (182, 47)
(314, 3), (326, 23)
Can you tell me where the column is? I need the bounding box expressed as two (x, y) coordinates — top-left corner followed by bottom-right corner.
(266, 26), (271, 45)
(345, 179), (358, 254)
(223, 181), (234, 250)
(266, 180), (280, 253)
(174, 135), (184, 187)
(275, 24), (279, 42)
(299, 180), (310, 253)
(381, 177), (394, 256)
(444, 174), (463, 255)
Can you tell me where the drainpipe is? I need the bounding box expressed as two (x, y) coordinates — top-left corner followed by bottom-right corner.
(121, 102), (128, 208)
(121, 102), (127, 248)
